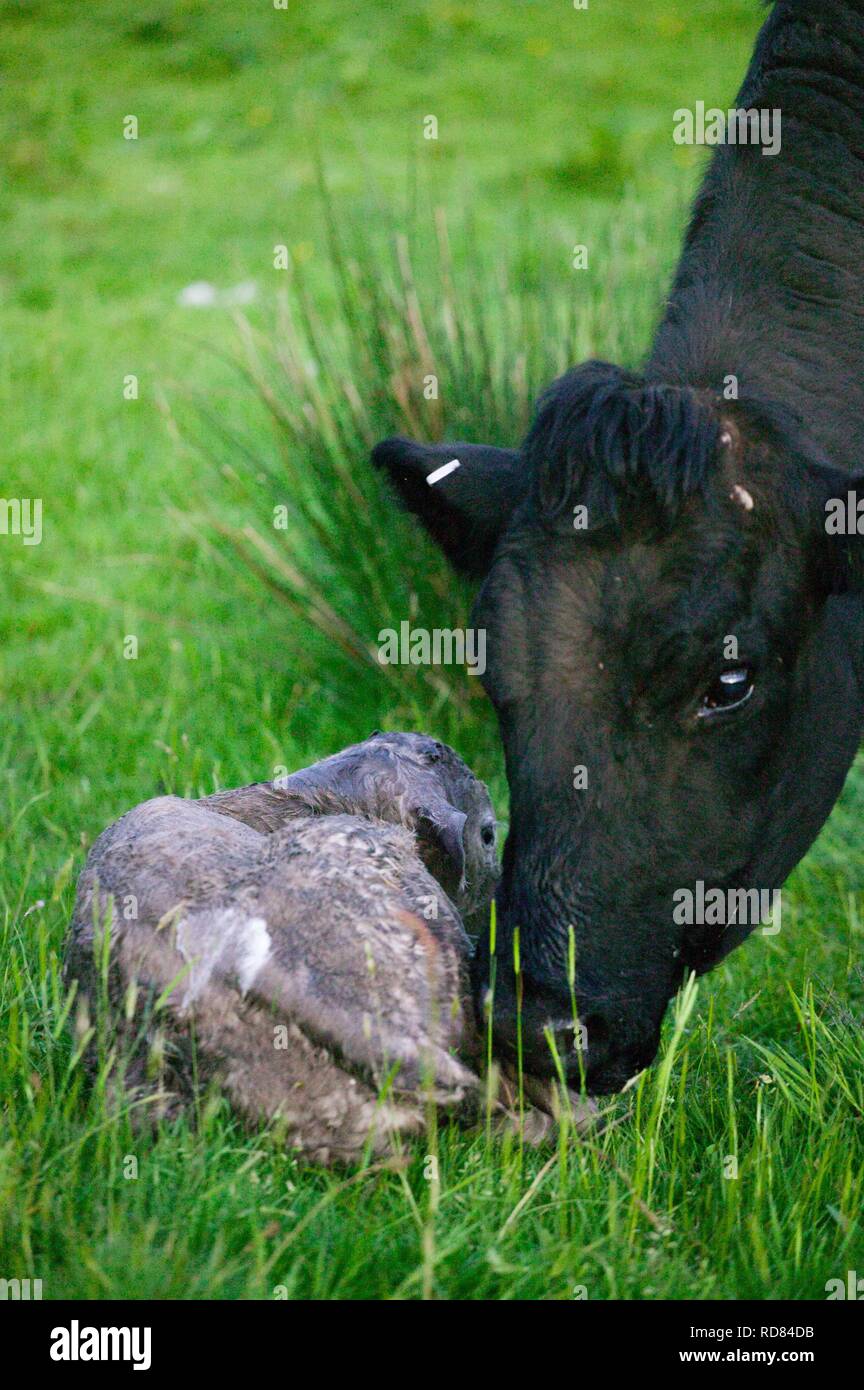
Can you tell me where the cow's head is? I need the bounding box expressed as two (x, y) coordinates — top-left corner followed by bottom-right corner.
(373, 361), (864, 1092)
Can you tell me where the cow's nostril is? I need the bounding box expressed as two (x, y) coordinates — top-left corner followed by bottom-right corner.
(627, 1030), (662, 1075)
(579, 1017), (663, 1094)
(581, 1012), (610, 1058)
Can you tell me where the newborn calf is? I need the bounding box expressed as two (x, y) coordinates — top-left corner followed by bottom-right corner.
(66, 733), (501, 1164)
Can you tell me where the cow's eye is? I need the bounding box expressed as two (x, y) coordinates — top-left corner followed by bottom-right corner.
(698, 667), (754, 718)
(481, 824), (496, 847)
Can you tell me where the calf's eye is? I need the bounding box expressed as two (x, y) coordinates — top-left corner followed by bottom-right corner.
(481, 825), (496, 846)
(698, 667), (754, 718)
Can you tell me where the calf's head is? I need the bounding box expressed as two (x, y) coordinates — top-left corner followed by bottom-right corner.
(373, 361), (864, 1092)
(282, 730), (500, 917)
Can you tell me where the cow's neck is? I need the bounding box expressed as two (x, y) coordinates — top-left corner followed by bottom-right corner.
(647, 0), (864, 472)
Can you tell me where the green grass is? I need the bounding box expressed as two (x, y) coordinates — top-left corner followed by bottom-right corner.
(3, 0), (864, 1300)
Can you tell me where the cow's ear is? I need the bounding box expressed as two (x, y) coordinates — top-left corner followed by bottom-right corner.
(809, 464), (864, 596)
(371, 436), (525, 578)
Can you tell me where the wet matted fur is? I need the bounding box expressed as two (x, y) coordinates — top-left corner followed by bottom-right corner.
(66, 733), (504, 1164)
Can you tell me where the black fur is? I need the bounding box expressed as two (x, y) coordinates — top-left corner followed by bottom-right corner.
(526, 361), (722, 530)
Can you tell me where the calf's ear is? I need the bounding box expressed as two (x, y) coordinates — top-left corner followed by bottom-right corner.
(371, 436), (525, 578)
(413, 799), (468, 901)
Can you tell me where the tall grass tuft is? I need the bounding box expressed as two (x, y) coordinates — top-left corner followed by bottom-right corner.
(171, 191), (667, 765)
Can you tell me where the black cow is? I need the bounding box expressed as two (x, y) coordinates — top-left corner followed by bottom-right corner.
(372, 1), (864, 1092)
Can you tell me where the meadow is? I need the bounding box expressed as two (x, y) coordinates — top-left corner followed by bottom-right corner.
(2, 0), (864, 1300)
